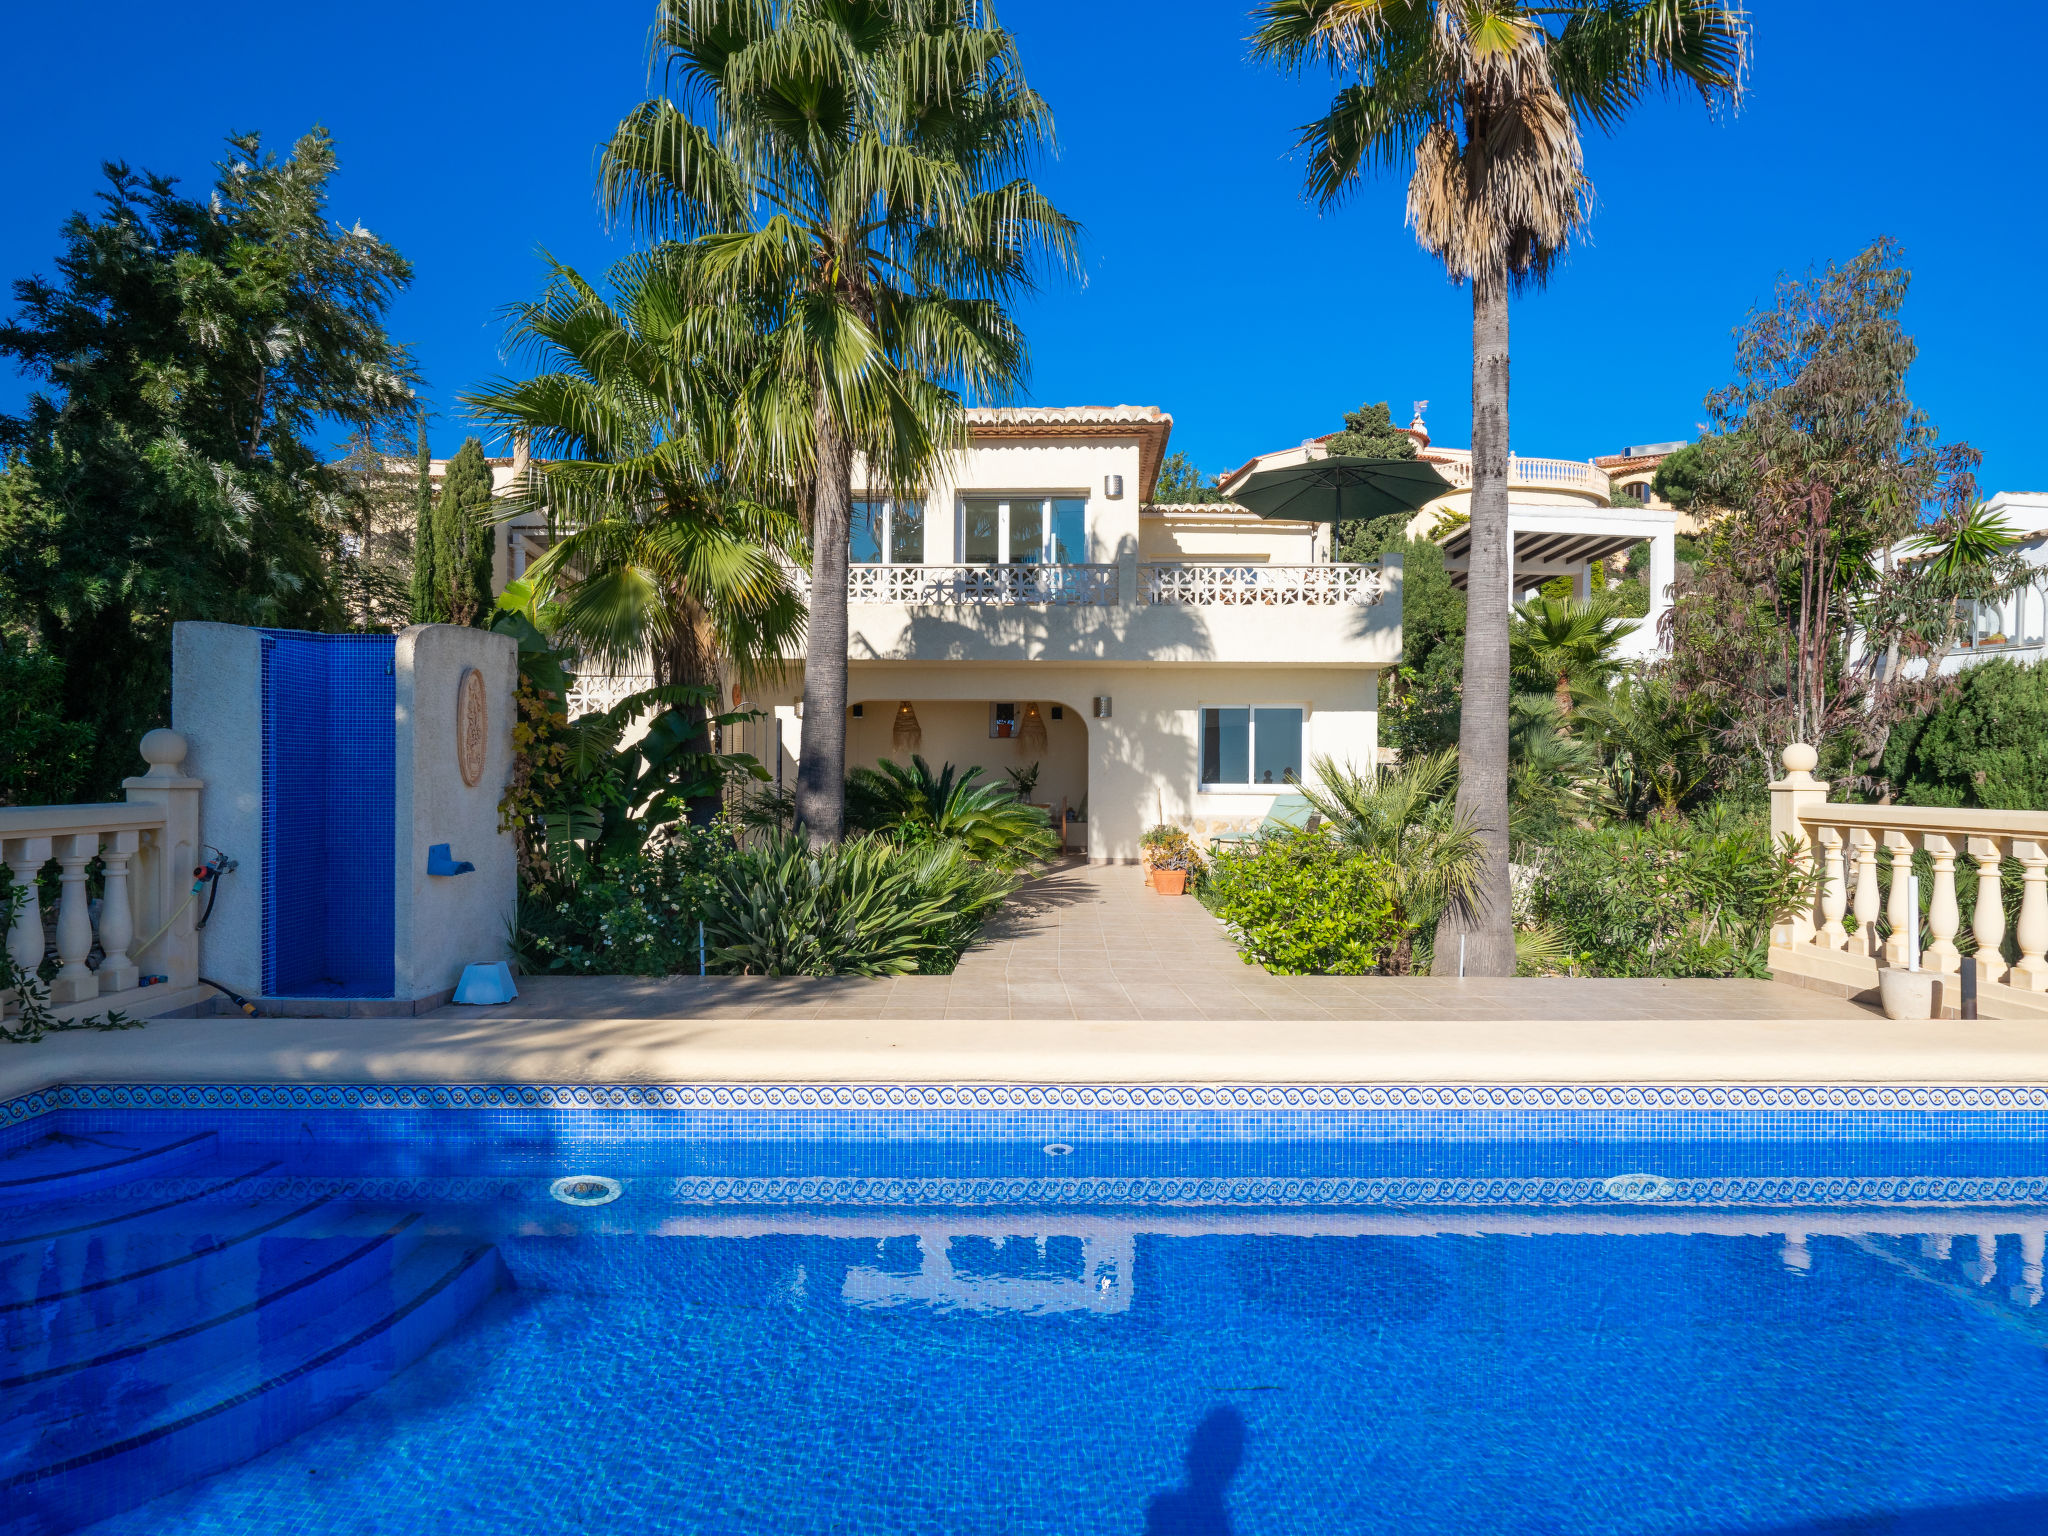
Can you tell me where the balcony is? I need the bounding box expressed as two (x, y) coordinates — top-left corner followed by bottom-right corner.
(1426, 450), (1613, 502)
(846, 563), (1118, 607)
(1142, 563), (1385, 608)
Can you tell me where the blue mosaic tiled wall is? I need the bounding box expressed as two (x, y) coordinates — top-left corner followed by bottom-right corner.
(261, 630), (395, 997)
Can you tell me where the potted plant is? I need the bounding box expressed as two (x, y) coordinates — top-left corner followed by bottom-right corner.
(1144, 826), (1204, 896)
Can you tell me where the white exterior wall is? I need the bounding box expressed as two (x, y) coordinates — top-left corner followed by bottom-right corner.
(173, 623), (266, 996)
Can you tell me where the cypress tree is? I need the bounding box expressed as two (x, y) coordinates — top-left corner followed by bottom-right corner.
(434, 438), (497, 626)
(408, 412), (443, 622)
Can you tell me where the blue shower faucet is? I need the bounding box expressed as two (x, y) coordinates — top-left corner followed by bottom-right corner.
(427, 843), (476, 877)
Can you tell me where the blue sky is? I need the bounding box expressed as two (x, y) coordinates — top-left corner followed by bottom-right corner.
(3, 2), (2042, 493)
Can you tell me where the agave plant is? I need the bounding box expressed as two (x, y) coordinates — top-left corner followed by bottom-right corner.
(706, 832), (1014, 976)
(845, 756), (1058, 870)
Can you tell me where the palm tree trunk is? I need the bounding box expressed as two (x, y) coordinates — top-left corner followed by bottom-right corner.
(795, 394), (852, 844)
(1433, 268), (1516, 976)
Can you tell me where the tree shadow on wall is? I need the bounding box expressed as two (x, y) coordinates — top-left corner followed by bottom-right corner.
(1144, 1407), (1246, 1536)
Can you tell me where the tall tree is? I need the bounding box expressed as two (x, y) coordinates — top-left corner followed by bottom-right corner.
(409, 411), (441, 623)
(465, 254), (807, 699)
(433, 438), (497, 626)
(598, 0), (1079, 843)
(0, 130), (415, 794)
(1252, 1), (1746, 974)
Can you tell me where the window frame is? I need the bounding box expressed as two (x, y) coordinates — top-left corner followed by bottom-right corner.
(1195, 703), (1308, 794)
(850, 496), (927, 566)
(956, 493), (1090, 566)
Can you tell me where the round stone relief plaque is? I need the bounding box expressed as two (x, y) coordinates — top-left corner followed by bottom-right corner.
(456, 667), (488, 787)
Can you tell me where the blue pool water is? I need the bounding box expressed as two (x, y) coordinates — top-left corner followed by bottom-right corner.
(7, 1095), (2048, 1534)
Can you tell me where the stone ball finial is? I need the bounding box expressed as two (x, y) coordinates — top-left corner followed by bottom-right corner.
(139, 728), (188, 776)
(1781, 743), (1818, 775)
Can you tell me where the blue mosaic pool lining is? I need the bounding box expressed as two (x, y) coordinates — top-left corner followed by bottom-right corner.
(260, 630), (396, 998)
(12, 1082), (2048, 1155)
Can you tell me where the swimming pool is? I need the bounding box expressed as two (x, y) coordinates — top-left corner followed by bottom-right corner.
(7, 1082), (2048, 1534)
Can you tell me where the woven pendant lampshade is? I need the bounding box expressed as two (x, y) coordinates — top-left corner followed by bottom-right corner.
(892, 700), (922, 750)
(1017, 701), (1048, 753)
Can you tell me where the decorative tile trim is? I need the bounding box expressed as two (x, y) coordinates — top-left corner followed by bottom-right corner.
(13, 1082), (2048, 1119)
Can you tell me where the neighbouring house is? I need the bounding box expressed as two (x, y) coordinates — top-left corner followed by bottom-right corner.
(1897, 490), (2048, 678)
(420, 405), (1677, 861)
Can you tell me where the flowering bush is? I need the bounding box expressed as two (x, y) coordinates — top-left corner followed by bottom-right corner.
(1204, 830), (1402, 975)
(513, 822), (741, 976)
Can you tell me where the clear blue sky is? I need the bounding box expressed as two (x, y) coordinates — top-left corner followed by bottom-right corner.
(4, 2), (2041, 494)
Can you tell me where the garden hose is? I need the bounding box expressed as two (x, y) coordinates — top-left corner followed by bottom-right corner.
(199, 978), (258, 1016)
(132, 848), (236, 961)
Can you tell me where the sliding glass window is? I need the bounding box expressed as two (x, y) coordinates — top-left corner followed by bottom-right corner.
(957, 496), (1089, 565)
(850, 499), (925, 564)
(1200, 706), (1305, 788)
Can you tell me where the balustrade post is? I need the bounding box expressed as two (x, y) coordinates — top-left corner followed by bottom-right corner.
(95, 829), (140, 992)
(1968, 836), (2010, 987)
(1883, 832), (1917, 967)
(3, 835), (54, 1011)
(1768, 745), (1829, 949)
(50, 832), (101, 1004)
(2011, 839), (2048, 992)
(1922, 834), (1962, 975)
(1814, 825), (1848, 950)
(1850, 830), (1882, 958)
(124, 727), (203, 993)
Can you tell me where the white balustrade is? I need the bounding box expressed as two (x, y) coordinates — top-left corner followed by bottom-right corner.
(0, 728), (201, 1019)
(849, 563), (1119, 606)
(1769, 743), (2048, 1013)
(565, 673), (658, 719)
(1423, 451), (1613, 501)
(1141, 563), (1388, 607)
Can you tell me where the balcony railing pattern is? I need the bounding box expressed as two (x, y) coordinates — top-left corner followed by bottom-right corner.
(840, 563), (1119, 606)
(1142, 563), (1386, 607)
(566, 673), (658, 719)
(1769, 744), (2048, 1013)
(1427, 451), (1613, 502)
(2, 729), (199, 1019)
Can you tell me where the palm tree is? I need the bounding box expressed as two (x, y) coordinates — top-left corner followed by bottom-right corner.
(464, 255), (807, 705)
(1251, 1), (1746, 974)
(1509, 593), (1636, 715)
(598, 0), (1079, 844)
(1295, 749), (1484, 973)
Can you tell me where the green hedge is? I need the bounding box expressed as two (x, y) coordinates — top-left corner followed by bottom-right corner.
(1883, 658), (2048, 810)
(1204, 831), (1403, 975)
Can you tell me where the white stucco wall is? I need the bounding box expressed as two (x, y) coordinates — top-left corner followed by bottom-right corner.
(173, 623), (266, 996)
(393, 625), (518, 1001)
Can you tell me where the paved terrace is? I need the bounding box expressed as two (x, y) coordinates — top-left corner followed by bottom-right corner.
(9, 863), (2048, 1100)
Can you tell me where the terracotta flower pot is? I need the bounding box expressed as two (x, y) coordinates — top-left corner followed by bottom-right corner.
(1153, 868), (1188, 896)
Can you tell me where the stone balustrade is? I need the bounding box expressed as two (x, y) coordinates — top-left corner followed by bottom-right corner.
(1142, 563), (1386, 608)
(1768, 742), (2048, 1016)
(1, 729), (203, 1020)
(1425, 451), (1613, 501)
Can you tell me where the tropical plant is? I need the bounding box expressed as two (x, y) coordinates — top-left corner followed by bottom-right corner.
(1005, 761), (1041, 797)
(0, 131), (417, 795)
(1507, 692), (1600, 839)
(845, 755), (1057, 869)
(464, 254), (807, 713)
(1206, 830), (1403, 975)
(706, 831), (1014, 976)
(513, 821), (742, 976)
(1251, 0), (1747, 974)
(1581, 670), (1723, 821)
(598, 0), (1080, 844)
(1528, 805), (1818, 978)
(0, 635), (95, 806)
(1509, 594), (1636, 715)
(1293, 749), (1483, 972)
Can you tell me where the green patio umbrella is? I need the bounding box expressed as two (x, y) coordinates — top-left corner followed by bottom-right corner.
(1223, 453), (1454, 525)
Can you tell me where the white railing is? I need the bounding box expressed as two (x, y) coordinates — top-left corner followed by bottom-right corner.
(1769, 744), (2048, 1014)
(840, 563), (1118, 606)
(566, 673), (657, 718)
(2, 729), (201, 1019)
(1142, 563), (1387, 607)
(1427, 450), (1613, 501)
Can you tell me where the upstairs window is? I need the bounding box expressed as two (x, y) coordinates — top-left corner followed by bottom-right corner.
(1200, 706), (1304, 788)
(959, 496), (1089, 565)
(851, 499), (925, 564)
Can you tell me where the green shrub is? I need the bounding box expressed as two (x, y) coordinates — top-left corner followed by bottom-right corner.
(845, 756), (1057, 868)
(1204, 830), (1403, 975)
(513, 822), (741, 976)
(1882, 659), (2048, 810)
(1528, 809), (1817, 978)
(706, 832), (1014, 976)
(0, 639), (94, 807)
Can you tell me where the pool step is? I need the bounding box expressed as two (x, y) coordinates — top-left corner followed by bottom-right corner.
(0, 1135), (507, 1536)
(0, 1130), (218, 1207)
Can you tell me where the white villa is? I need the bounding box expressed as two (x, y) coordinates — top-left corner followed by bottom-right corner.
(455, 405), (1677, 864)
(1907, 491), (2048, 677)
